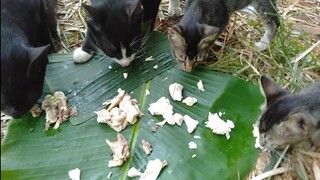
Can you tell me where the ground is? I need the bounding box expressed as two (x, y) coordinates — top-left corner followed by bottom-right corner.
(1, 0), (320, 179)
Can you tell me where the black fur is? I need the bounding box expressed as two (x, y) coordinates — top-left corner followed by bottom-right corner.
(80, 0), (161, 62)
(1, 0), (57, 118)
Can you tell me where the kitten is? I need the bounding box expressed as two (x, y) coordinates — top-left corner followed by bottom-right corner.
(1, 0), (57, 118)
(168, 0), (280, 72)
(73, 0), (162, 67)
(257, 76), (320, 150)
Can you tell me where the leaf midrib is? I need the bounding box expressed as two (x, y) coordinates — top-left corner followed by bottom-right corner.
(120, 80), (152, 180)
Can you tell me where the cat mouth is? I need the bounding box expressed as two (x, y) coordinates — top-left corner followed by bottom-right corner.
(109, 45), (137, 67)
(183, 63), (194, 72)
(181, 59), (201, 72)
(112, 53), (136, 67)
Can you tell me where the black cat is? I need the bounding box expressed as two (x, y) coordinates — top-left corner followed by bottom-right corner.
(73, 0), (161, 67)
(1, 0), (57, 118)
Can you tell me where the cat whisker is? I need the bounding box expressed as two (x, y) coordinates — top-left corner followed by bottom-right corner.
(81, 39), (106, 57)
(82, 37), (111, 57)
(140, 32), (153, 47)
(133, 32), (153, 55)
(129, 33), (144, 47)
(134, 53), (145, 59)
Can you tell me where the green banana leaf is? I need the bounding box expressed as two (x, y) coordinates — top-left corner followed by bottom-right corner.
(1, 32), (264, 180)
(45, 32), (175, 125)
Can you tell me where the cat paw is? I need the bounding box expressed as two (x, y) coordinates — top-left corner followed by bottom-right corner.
(73, 47), (93, 63)
(168, 7), (181, 17)
(254, 42), (269, 52)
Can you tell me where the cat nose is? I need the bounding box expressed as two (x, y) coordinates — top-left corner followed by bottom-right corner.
(183, 60), (194, 72)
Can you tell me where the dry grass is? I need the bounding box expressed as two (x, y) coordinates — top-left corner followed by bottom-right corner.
(56, 0), (89, 52)
(248, 146), (320, 180)
(205, 0), (320, 90)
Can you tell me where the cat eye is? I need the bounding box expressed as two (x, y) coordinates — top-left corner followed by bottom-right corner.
(297, 118), (306, 128)
(176, 55), (186, 62)
(175, 58), (184, 63)
(196, 54), (205, 62)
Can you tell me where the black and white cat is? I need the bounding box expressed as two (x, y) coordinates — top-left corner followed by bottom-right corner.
(1, 0), (57, 118)
(257, 76), (320, 150)
(168, 0), (280, 72)
(73, 0), (182, 66)
(73, 0), (182, 67)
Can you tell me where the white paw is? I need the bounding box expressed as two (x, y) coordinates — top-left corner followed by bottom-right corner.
(168, 7), (181, 17)
(73, 47), (93, 63)
(254, 42), (269, 52)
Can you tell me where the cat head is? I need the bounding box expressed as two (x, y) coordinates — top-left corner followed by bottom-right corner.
(257, 76), (317, 150)
(83, 0), (145, 67)
(168, 23), (220, 72)
(1, 45), (50, 118)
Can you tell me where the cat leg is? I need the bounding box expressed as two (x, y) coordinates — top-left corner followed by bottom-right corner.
(42, 0), (59, 52)
(142, 0), (161, 31)
(48, 23), (59, 53)
(168, 0), (181, 17)
(73, 31), (94, 63)
(251, 0), (280, 51)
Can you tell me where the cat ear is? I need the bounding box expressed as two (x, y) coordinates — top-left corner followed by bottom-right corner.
(168, 24), (186, 48)
(260, 76), (289, 105)
(198, 23), (220, 38)
(197, 23), (220, 49)
(27, 45), (50, 75)
(282, 113), (311, 136)
(82, 4), (99, 20)
(125, 0), (143, 18)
